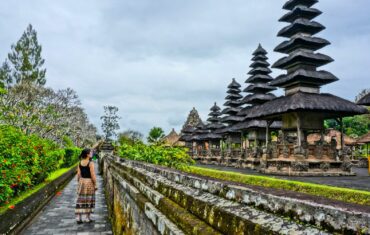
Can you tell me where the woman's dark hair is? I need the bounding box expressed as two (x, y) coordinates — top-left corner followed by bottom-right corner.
(79, 148), (91, 159)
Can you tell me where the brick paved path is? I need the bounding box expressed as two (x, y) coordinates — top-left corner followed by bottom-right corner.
(198, 165), (370, 191)
(22, 162), (112, 235)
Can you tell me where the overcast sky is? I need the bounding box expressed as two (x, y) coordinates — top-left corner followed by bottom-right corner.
(1, 0), (369, 136)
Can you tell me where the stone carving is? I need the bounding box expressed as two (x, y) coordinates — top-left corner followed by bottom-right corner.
(341, 161), (352, 172)
(320, 163), (330, 172)
(291, 162), (309, 172)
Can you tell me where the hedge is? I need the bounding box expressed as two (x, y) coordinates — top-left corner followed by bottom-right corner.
(186, 166), (370, 206)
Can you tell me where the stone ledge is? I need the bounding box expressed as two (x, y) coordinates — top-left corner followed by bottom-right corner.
(0, 166), (77, 235)
(104, 155), (218, 235)
(108, 157), (327, 235)
(119, 157), (370, 234)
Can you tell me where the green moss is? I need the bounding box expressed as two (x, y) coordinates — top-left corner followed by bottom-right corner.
(185, 166), (370, 206)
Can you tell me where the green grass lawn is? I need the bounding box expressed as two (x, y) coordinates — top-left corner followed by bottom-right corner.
(0, 164), (77, 215)
(185, 166), (370, 206)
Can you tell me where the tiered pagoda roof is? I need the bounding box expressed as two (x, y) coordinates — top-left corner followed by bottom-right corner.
(246, 0), (367, 120)
(242, 44), (276, 107)
(271, 0), (338, 89)
(207, 103), (225, 130)
(233, 44), (280, 131)
(216, 79), (244, 134)
(199, 103), (224, 140)
(221, 78), (243, 124)
(190, 122), (209, 141)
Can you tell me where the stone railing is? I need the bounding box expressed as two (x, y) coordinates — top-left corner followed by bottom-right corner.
(101, 155), (370, 234)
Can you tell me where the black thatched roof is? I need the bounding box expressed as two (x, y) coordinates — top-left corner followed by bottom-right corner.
(221, 115), (243, 123)
(279, 6), (321, 23)
(228, 78), (241, 89)
(245, 92), (368, 120)
(275, 35), (330, 54)
(230, 120), (282, 131)
(278, 19), (325, 38)
(272, 50), (333, 70)
(357, 93), (370, 106)
(179, 134), (193, 142)
(242, 93), (276, 106)
(244, 84), (276, 93)
(253, 44), (267, 55)
(226, 93), (243, 100)
(237, 106), (252, 116)
(214, 126), (241, 135)
(198, 133), (223, 141)
(222, 107), (242, 114)
(250, 60), (270, 68)
(246, 74), (274, 83)
(181, 125), (196, 134)
(248, 67), (272, 75)
(210, 103), (221, 112)
(271, 69), (338, 88)
(283, 0), (318, 10)
(207, 123), (225, 129)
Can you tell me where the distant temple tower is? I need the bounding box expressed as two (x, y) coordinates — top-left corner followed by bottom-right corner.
(246, 0), (367, 175)
(181, 107), (202, 132)
(179, 107), (203, 153)
(218, 79), (244, 147)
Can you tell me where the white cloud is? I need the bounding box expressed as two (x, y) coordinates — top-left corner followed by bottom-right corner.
(1, 0), (369, 137)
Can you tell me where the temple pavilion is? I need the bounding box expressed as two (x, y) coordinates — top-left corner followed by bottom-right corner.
(245, 0), (368, 176)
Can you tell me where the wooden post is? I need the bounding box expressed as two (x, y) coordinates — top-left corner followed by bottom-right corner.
(266, 122), (269, 147)
(296, 113), (302, 147)
(266, 120), (273, 147)
(340, 117), (344, 150)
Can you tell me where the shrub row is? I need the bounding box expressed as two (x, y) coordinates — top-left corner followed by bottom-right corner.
(0, 125), (80, 205)
(118, 143), (194, 170)
(186, 166), (370, 206)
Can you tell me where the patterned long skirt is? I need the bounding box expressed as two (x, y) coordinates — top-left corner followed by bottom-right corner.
(75, 178), (95, 214)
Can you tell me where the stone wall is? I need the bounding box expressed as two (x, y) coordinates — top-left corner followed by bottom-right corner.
(102, 156), (370, 234)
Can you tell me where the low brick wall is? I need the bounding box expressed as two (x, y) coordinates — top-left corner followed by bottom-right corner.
(0, 166), (76, 235)
(102, 156), (370, 235)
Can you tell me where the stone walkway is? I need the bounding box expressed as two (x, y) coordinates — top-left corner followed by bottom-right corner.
(198, 165), (370, 191)
(22, 162), (112, 235)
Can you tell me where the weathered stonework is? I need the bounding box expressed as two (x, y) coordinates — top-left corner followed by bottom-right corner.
(117, 158), (370, 234)
(102, 156), (370, 234)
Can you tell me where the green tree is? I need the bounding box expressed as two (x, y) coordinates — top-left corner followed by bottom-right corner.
(147, 127), (165, 145)
(7, 24), (46, 86)
(0, 61), (12, 88)
(325, 112), (370, 138)
(100, 106), (121, 140)
(118, 130), (143, 145)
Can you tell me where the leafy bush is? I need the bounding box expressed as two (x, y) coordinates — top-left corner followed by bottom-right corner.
(118, 143), (194, 170)
(62, 147), (81, 168)
(0, 125), (67, 205)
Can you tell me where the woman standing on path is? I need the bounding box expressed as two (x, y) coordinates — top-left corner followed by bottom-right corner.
(75, 148), (97, 224)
